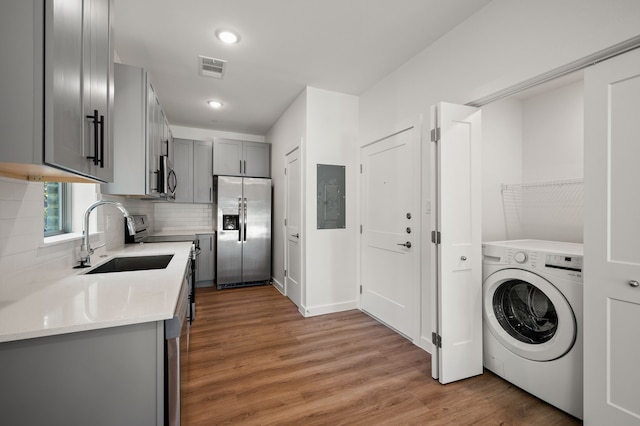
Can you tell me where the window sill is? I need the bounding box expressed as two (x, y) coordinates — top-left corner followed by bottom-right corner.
(41, 232), (102, 247)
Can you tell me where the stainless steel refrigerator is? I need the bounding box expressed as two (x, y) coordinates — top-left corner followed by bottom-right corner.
(215, 176), (272, 289)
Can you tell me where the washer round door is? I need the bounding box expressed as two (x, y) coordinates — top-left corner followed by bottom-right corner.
(483, 268), (577, 361)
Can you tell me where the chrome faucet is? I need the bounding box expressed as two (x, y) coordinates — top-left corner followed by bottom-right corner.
(76, 200), (136, 268)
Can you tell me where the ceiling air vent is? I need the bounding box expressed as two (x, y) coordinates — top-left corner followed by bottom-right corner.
(198, 56), (226, 79)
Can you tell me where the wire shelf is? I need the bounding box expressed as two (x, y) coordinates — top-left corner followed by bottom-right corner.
(501, 178), (583, 240)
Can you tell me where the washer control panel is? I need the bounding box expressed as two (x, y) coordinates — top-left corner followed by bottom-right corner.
(505, 249), (537, 268)
(545, 253), (583, 272)
(513, 251), (528, 264)
(483, 241), (584, 283)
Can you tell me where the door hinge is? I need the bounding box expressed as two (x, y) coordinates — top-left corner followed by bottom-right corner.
(360, 164), (363, 173)
(284, 269), (287, 277)
(360, 224), (362, 234)
(284, 168), (287, 175)
(432, 332), (442, 348)
(284, 218), (287, 226)
(360, 285), (363, 295)
(431, 230), (441, 244)
(430, 127), (440, 142)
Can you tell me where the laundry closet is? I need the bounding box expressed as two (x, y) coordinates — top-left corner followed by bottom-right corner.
(481, 72), (584, 243)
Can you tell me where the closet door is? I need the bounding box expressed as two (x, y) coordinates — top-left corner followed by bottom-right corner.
(583, 47), (640, 425)
(431, 102), (482, 384)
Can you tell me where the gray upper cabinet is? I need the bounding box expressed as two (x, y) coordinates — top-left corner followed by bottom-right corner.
(213, 139), (270, 177)
(194, 141), (214, 203)
(173, 139), (213, 204)
(102, 63), (169, 198)
(0, 0), (114, 183)
(173, 139), (194, 203)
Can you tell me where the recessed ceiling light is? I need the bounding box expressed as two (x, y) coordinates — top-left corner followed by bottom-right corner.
(216, 29), (240, 44)
(207, 100), (223, 109)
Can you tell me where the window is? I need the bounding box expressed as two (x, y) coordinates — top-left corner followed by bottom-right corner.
(44, 182), (71, 236)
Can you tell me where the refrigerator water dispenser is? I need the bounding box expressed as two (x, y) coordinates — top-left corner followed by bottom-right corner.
(223, 215), (239, 230)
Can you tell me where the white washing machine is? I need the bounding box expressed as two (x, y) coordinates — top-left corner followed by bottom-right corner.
(482, 239), (583, 419)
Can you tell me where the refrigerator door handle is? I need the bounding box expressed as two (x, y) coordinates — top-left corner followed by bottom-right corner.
(244, 197), (248, 242)
(238, 197), (243, 242)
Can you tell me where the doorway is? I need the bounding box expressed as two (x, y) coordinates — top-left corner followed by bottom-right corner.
(285, 147), (302, 311)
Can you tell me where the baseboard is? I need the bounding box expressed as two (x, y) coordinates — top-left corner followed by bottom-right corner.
(271, 277), (284, 294)
(302, 299), (359, 317)
(416, 335), (432, 354)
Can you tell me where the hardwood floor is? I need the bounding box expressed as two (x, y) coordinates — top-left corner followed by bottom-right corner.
(182, 285), (581, 425)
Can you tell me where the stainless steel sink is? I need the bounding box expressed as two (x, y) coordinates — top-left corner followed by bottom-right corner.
(85, 254), (174, 274)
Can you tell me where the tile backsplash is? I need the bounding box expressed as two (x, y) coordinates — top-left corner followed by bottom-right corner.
(0, 176), (213, 289)
(0, 177), (80, 288)
(152, 202), (213, 233)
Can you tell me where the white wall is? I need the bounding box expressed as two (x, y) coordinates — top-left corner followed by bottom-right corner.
(304, 88), (359, 315)
(522, 80), (584, 182)
(481, 80), (584, 243)
(481, 98), (524, 242)
(519, 80), (584, 243)
(359, 0), (640, 348)
(266, 87), (358, 315)
(360, 0), (640, 145)
(266, 89), (307, 294)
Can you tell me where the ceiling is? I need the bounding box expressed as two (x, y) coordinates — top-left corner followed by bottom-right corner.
(113, 0), (492, 136)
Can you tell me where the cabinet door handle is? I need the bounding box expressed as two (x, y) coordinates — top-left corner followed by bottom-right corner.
(86, 109), (99, 166)
(209, 187), (212, 201)
(239, 160), (242, 174)
(98, 114), (105, 168)
(244, 160), (247, 175)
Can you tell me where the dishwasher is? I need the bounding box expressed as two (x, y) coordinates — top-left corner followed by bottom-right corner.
(165, 276), (189, 426)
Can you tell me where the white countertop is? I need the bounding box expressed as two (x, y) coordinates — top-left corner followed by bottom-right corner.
(0, 242), (193, 343)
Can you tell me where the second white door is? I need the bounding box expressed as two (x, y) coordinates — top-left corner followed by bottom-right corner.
(285, 147), (303, 311)
(361, 124), (421, 339)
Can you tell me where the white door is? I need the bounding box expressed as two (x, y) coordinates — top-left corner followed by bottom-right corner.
(361, 124), (421, 338)
(285, 147), (303, 311)
(584, 47), (640, 425)
(431, 102), (482, 384)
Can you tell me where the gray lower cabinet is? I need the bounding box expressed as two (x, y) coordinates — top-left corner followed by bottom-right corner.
(0, 322), (164, 426)
(196, 233), (215, 287)
(173, 139), (213, 203)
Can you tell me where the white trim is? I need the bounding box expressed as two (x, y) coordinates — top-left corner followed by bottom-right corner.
(41, 231), (102, 247)
(302, 300), (359, 317)
(469, 36), (640, 107)
(271, 277), (284, 294)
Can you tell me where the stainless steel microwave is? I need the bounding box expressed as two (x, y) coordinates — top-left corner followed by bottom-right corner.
(158, 155), (177, 199)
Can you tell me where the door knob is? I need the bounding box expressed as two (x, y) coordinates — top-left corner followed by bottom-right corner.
(397, 241), (412, 248)
(629, 280), (639, 288)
